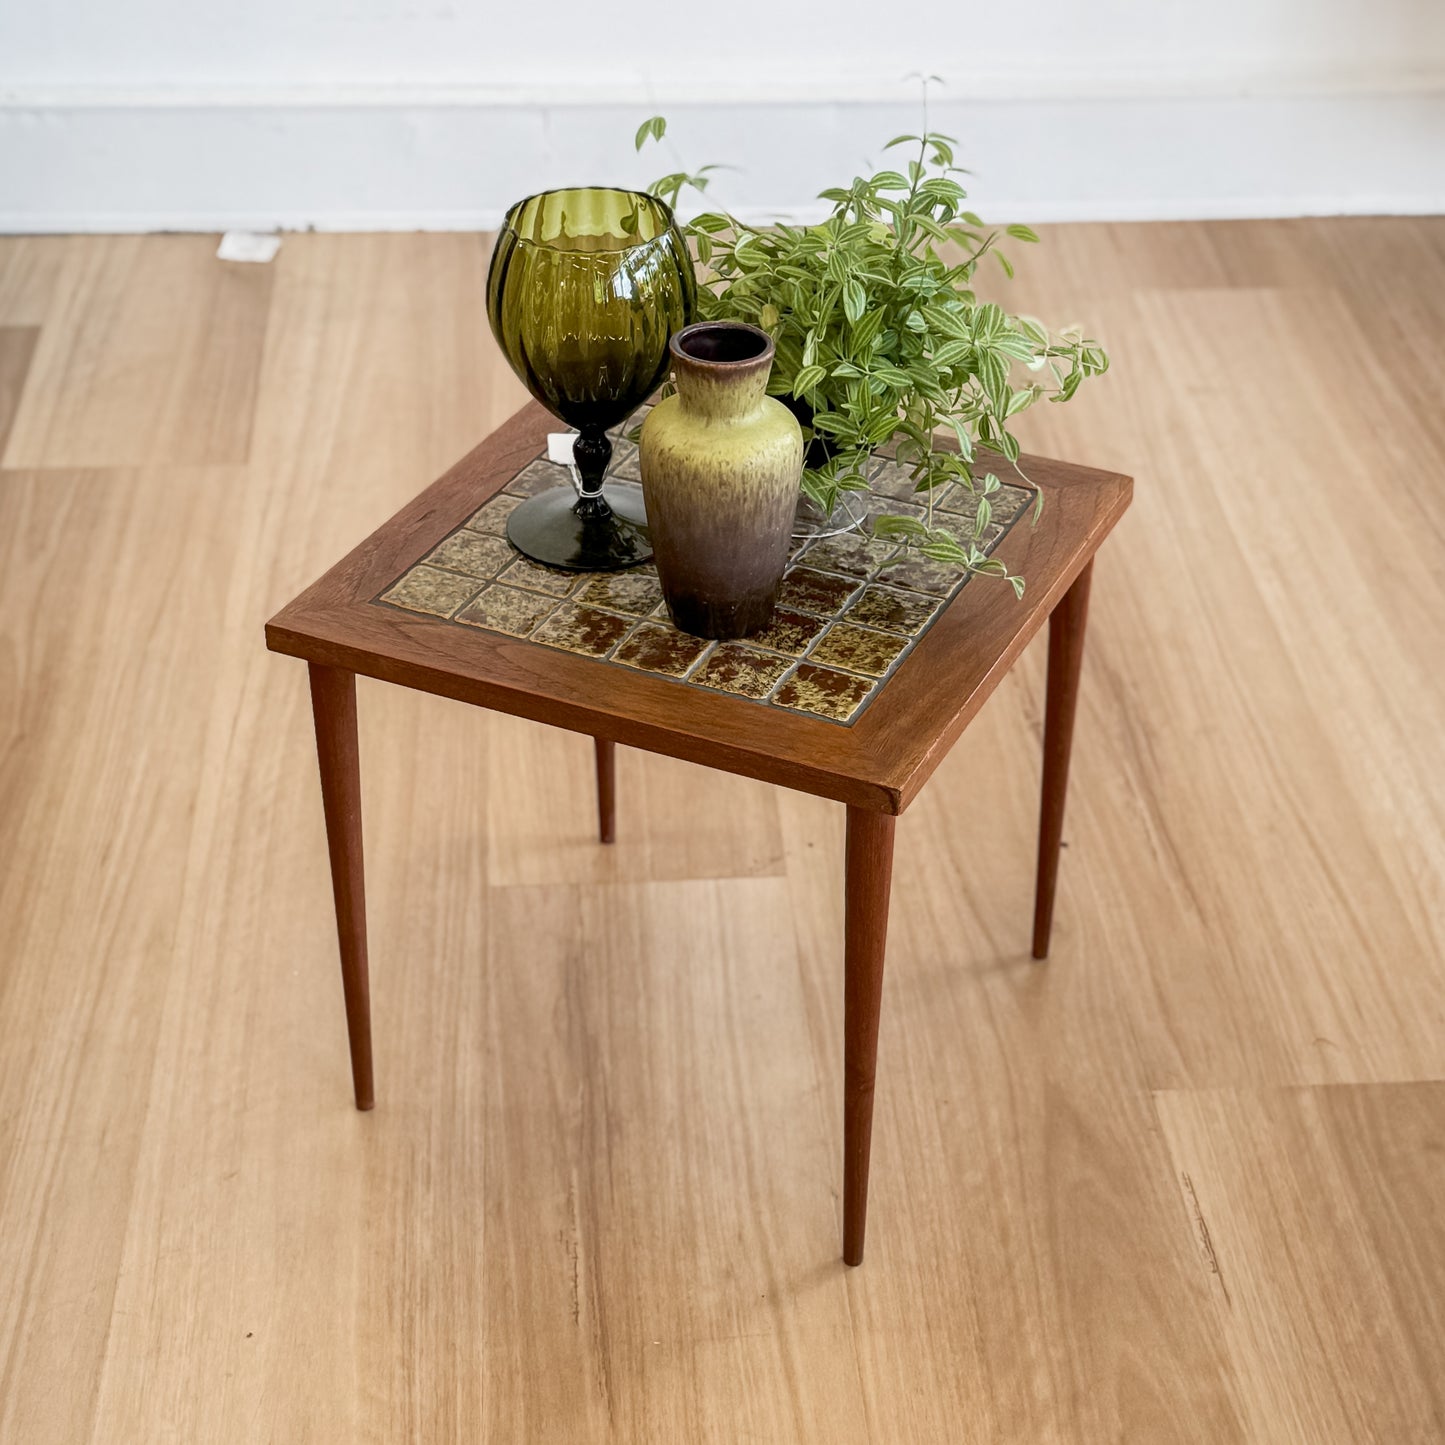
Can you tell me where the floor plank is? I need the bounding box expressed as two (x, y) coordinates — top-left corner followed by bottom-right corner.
(0, 222), (1441, 1442)
(1156, 1085), (1445, 1443)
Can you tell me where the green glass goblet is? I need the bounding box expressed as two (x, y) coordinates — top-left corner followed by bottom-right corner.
(486, 187), (696, 570)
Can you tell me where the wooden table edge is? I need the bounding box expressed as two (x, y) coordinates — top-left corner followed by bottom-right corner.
(889, 468), (1133, 811)
(264, 615), (906, 813)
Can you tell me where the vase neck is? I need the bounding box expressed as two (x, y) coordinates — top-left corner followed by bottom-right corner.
(669, 322), (775, 423)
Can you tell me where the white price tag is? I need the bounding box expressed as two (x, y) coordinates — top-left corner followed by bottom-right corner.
(547, 432), (579, 465)
(217, 231), (281, 263)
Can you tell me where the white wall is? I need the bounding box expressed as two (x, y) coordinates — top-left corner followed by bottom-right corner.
(2, 0), (1443, 231)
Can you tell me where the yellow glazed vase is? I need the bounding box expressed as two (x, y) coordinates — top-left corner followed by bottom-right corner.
(640, 322), (804, 639)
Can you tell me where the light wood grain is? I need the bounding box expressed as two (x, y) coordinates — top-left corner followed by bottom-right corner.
(1156, 1085), (1445, 1442)
(2, 221), (1443, 1442)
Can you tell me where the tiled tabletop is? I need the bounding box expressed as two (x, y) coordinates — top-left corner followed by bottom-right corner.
(375, 435), (1034, 725)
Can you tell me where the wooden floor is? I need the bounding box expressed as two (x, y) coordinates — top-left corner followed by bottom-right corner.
(1, 220), (1443, 1442)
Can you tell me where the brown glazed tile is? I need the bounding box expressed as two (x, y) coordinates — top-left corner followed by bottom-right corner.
(848, 584), (939, 635)
(531, 604), (632, 657)
(863, 496), (926, 527)
(745, 607), (828, 656)
(422, 529), (514, 578)
(454, 584), (557, 637)
(932, 486), (984, 523)
(691, 643), (793, 699)
(876, 553), (964, 598)
(802, 530), (899, 580)
(773, 664), (875, 723)
(381, 565), (483, 618)
(610, 444), (642, 482)
(868, 461), (926, 501)
(809, 623), (909, 678)
(937, 480), (1035, 526)
(776, 566), (861, 616)
(994, 484), (1035, 522)
(504, 458), (570, 498)
(464, 493), (524, 535)
(499, 556), (582, 597)
(613, 623), (712, 677)
(579, 569), (664, 616)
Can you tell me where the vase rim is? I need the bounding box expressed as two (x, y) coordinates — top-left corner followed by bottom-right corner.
(670, 321), (776, 370)
(499, 186), (680, 255)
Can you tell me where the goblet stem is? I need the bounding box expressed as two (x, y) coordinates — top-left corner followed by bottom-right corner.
(573, 429), (614, 522)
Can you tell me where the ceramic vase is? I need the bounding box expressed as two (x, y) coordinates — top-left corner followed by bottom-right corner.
(640, 322), (804, 639)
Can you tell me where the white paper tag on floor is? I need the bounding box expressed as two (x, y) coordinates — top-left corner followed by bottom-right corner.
(217, 231), (282, 263)
(546, 432), (579, 465)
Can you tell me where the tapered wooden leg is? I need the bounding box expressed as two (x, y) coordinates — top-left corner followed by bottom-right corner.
(594, 737), (616, 844)
(843, 807), (897, 1266)
(308, 663), (374, 1110)
(1032, 559), (1094, 960)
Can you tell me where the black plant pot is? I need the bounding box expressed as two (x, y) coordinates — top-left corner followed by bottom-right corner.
(776, 393), (836, 471)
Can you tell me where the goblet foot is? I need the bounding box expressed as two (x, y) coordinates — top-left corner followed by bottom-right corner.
(505, 483), (652, 571)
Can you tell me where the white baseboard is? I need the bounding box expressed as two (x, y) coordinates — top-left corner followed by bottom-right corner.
(1, 87), (1441, 233)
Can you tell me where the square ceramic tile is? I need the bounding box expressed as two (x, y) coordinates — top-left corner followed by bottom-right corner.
(691, 644), (794, 699)
(422, 529), (514, 579)
(773, 664), (876, 722)
(499, 556), (582, 598)
(808, 623), (910, 678)
(505, 458), (570, 498)
(610, 443), (643, 482)
(848, 584), (939, 636)
(454, 584), (557, 637)
(745, 607), (828, 657)
(531, 604), (632, 657)
(801, 530), (900, 580)
(613, 623), (712, 677)
(464, 493), (523, 535)
(578, 569), (664, 616)
(864, 496), (927, 526)
(993, 484), (1035, 523)
(875, 554), (962, 597)
(372, 435), (1029, 726)
(777, 566), (862, 616)
(867, 460), (923, 502)
(381, 565), (484, 618)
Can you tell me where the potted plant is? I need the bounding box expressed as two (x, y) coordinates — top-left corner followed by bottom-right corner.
(634, 114), (1109, 597)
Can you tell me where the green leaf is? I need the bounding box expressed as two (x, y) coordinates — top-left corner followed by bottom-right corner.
(843, 278), (866, 323)
(945, 415), (975, 460)
(793, 364), (827, 395)
(1005, 223), (1039, 243)
(872, 514), (931, 539)
(851, 308), (885, 352)
(972, 302), (1005, 343)
(931, 340), (972, 369)
(976, 349), (1008, 409)
(875, 365), (914, 389)
(634, 115), (666, 151)
(883, 134), (919, 150)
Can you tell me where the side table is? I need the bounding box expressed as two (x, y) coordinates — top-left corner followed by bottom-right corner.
(265, 401), (1131, 1265)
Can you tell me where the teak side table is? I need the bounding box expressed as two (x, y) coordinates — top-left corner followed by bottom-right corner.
(266, 401), (1132, 1266)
